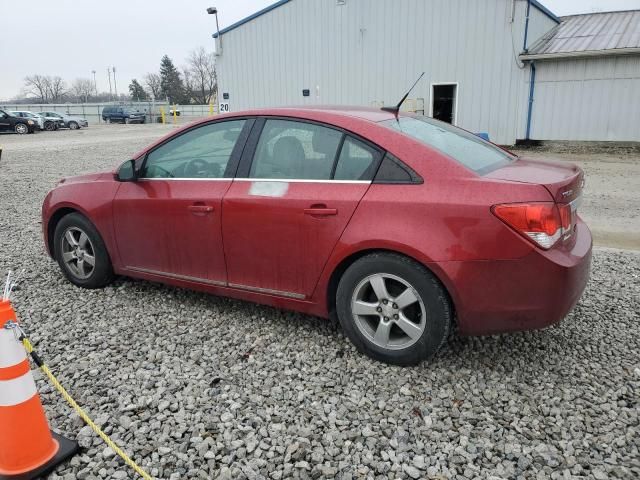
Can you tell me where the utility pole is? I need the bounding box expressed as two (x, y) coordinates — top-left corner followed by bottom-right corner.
(91, 70), (97, 97)
(107, 67), (113, 101)
(113, 66), (118, 101)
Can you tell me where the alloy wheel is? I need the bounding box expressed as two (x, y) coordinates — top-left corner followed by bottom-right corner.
(351, 273), (426, 350)
(15, 124), (28, 134)
(61, 227), (96, 279)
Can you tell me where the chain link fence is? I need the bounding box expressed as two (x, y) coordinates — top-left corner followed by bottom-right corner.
(0, 102), (218, 125)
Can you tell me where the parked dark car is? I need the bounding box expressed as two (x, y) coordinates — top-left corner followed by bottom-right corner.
(0, 109), (38, 134)
(102, 106), (146, 124)
(42, 107), (592, 365)
(40, 111), (88, 129)
(9, 111), (45, 130)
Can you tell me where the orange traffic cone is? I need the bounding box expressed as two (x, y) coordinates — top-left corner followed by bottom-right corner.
(0, 300), (78, 480)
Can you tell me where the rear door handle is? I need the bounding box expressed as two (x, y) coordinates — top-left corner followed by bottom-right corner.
(304, 206), (338, 217)
(188, 204), (214, 214)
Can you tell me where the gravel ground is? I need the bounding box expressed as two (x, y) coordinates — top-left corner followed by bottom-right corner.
(0, 126), (638, 479)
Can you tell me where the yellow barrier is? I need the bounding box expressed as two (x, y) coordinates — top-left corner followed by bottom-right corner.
(159, 107), (166, 124)
(173, 105), (177, 125)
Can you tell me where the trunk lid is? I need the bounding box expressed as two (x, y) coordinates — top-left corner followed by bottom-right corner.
(485, 157), (584, 203)
(487, 157), (585, 248)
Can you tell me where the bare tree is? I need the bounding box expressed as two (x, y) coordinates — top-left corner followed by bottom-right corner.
(182, 68), (194, 104)
(143, 73), (162, 99)
(23, 74), (50, 102)
(184, 47), (217, 104)
(71, 78), (95, 102)
(47, 76), (67, 103)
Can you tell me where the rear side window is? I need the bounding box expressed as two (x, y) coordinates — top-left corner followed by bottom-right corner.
(333, 137), (378, 181)
(380, 116), (514, 175)
(250, 120), (342, 180)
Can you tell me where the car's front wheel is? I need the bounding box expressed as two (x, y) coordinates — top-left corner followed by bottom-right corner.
(14, 123), (29, 134)
(69, 121), (79, 129)
(53, 213), (114, 289)
(124, 118), (130, 124)
(336, 253), (452, 365)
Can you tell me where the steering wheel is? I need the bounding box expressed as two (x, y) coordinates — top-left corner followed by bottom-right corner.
(145, 164), (174, 178)
(184, 158), (219, 178)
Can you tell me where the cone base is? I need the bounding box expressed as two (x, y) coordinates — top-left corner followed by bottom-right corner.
(0, 432), (79, 480)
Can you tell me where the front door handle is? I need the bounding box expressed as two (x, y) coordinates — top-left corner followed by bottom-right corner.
(304, 205), (338, 217)
(188, 204), (214, 214)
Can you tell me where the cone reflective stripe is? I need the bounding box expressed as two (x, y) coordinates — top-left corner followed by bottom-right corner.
(0, 300), (78, 479)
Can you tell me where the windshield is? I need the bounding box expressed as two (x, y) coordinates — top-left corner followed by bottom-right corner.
(380, 116), (515, 175)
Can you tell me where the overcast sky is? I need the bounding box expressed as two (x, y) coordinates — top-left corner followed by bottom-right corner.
(1, 0), (639, 101)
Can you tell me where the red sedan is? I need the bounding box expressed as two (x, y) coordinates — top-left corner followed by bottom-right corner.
(42, 107), (591, 365)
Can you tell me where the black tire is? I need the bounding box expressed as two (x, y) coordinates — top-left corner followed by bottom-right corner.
(53, 213), (114, 289)
(44, 121), (55, 131)
(69, 121), (79, 130)
(336, 252), (452, 365)
(14, 123), (29, 134)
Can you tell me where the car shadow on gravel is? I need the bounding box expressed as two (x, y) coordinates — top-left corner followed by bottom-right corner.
(110, 276), (584, 374)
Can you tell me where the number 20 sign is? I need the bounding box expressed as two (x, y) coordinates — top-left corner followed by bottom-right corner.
(219, 102), (230, 113)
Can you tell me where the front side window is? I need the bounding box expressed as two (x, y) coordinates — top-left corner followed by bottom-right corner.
(380, 116), (515, 175)
(250, 120), (343, 180)
(142, 120), (246, 179)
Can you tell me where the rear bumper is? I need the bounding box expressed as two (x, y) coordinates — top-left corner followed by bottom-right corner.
(438, 220), (592, 336)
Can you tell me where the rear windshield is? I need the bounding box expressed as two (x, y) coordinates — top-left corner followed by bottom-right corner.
(380, 116), (515, 175)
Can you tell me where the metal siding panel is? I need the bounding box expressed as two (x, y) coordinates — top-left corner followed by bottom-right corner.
(530, 56), (640, 141)
(216, 0), (561, 144)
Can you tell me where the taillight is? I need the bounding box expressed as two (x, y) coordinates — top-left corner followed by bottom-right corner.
(492, 202), (574, 249)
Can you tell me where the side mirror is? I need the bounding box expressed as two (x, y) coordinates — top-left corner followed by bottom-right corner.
(116, 159), (139, 182)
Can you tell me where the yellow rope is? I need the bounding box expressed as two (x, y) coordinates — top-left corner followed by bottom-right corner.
(22, 337), (154, 480)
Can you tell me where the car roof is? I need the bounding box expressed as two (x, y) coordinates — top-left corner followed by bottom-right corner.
(229, 106), (408, 124)
(131, 106), (418, 161)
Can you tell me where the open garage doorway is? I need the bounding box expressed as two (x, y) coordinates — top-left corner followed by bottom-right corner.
(430, 83), (458, 125)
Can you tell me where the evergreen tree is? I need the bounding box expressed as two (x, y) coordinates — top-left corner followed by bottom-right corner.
(159, 55), (185, 104)
(128, 79), (148, 101)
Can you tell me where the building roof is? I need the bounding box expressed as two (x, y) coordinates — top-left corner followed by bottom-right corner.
(213, 0), (559, 39)
(522, 10), (640, 60)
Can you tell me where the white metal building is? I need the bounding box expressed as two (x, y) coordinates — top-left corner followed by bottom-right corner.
(213, 1), (640, 144)
(521, 10), (640, 142)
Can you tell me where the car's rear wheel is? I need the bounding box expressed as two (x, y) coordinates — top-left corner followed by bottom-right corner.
(53, 213), (114, 289)
(336, 252), (451, 365)
(14, 123), (28, 134)
(44, 121), (55, 131)
(69, 121), (79, 129)
(106, 118), (111, 124)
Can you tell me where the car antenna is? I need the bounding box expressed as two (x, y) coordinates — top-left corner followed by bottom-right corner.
(381, 72), (425, 117)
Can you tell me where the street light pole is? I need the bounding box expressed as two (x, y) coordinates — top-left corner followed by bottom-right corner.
(107, 67), (113, 101)
(91, 70), (97, 97)
(113, 66), (118, 100)
(207, 7), (222, 56)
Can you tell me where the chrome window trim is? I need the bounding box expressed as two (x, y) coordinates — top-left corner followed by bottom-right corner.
(138, 177), (232, 182)
(234, 178), (371, 184)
